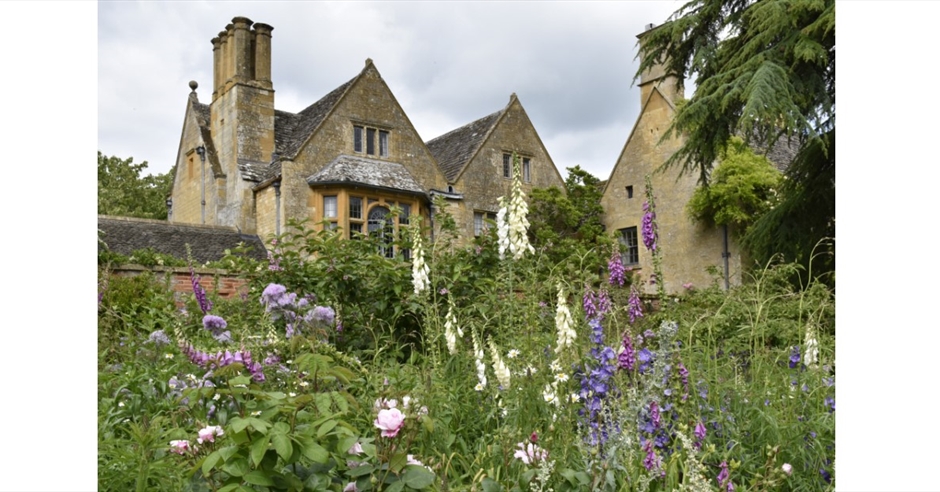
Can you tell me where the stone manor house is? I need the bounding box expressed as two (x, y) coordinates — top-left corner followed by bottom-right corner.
(158, 17), (792, 294)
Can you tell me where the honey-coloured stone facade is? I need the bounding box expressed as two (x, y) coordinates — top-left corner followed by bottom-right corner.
(600, 26), (742, 294)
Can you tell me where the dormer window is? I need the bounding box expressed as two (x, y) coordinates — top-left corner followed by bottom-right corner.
(354, 125), (389, 157)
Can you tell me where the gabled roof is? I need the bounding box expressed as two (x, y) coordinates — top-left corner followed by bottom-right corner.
(250, 77), (358, 184)
(425, 109), (503, 182)
(601, 84), (801, 197)
(601, 85), (676, 196)
(191, 100), (225, 178)
(97, 215), (267, 263)
(306, 154), (426, 196)
(279, 77), (356, 160)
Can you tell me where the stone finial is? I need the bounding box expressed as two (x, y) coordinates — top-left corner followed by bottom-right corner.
(365, 57), (373, 67)
(510, 92), (517, 102)
(189, 80), (199, 92)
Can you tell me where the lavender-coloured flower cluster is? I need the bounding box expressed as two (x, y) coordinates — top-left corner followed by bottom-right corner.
(261, 283), (335, 339)
(179, 344), (266, 382)
(578, 317), (619, 451)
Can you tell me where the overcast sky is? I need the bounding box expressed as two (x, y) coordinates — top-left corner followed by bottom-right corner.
(98, 1), (686, 182)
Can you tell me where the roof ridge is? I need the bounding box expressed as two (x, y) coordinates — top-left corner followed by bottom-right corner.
(426, 109), (502, 145)
(425, 106), (505, 182)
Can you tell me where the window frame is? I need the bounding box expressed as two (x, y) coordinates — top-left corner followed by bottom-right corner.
(353, 124), (390, 157)
(619, 226), (640, 265)
(379, 130), (389, 157)
(474, 211), (497, 237)
(523, 157), (531, 183)
(366, 128), (376, 155)
(323, 195), (338, 219)
(354, 126), (363, 153)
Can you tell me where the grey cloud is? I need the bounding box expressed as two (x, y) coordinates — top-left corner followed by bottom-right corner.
(98, 1), (683, 179)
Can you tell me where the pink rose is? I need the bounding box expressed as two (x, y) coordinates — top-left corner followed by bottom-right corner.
(374, 408), (405, 438)
(197, 425), (224, 444)
(169, 440), (190, 455)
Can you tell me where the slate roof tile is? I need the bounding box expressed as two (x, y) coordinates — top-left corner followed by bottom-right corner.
(98, 215), (267, 264)
(306, 154), (425, 196)
(425, 110), (502, 182)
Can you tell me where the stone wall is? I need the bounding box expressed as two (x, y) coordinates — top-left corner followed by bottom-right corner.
(601, 88), (741, 295)
(452, 97), (566, 240)
(172, 112), (209, 225)
(283, 62), (446, 227)
(107, 264), (250, 307)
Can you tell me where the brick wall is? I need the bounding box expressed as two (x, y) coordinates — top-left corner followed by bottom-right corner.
(107, 264), (250, 306)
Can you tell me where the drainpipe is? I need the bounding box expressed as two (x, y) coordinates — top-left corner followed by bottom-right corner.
(273, 180), (281, 236)
(196, 145), (206, 224)
(722, 224), (730, 290)
(165, 197), (173, 221)
(428, 197), (435, 243)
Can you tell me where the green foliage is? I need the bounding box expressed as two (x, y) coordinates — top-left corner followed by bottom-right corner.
(98, 247), (189, 268)
(686, 136), (783, 235)
(638, 0), (835, 278)
(98, 270), (179, 361)
(99, 202), (834, 491)
(529, 166), (612, 275)
(98, 151), (176, 219)
(243, 219), (421, 358)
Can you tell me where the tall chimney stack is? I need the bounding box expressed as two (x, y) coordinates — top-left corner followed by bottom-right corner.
(637, 23), (683, 105)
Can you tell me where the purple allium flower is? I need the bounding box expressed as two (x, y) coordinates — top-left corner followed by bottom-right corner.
(825, 396), (835, 413)
(202, 315), (228, 335)
(641, 201), (657, 252)
(789, 345), (801, 369)
(147, 330), (171, 346)
(820, 468), (832, 484)
(618, 331), (635, 371)
(608, 250), (626, 287)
